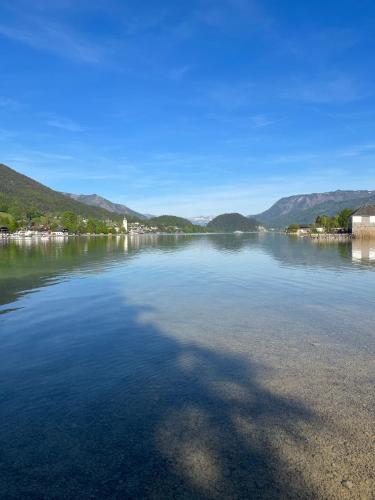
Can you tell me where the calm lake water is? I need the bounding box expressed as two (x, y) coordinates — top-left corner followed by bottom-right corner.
(0, 234), (374, 499)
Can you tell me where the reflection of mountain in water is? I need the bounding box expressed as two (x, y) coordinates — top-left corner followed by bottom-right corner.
(207, 233), (375, 271)
(206, 233), (268, 252)
(206, 233), (353, 270)
(259, 235), (353, 270)
(0, 235), (196, 309)
(2, 234), (374, 311)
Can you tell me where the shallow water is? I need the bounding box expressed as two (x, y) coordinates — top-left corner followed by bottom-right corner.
(0, 234), (374, 499)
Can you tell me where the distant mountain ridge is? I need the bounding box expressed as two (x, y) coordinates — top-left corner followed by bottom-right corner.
(253, 190), (375, 227)
(4, 163), (374, 230)
(64, 193), (144, 219)
(188, 215), (214, 226)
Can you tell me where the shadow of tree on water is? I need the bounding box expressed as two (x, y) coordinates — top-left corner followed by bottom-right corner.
(0, 300), (321, 499)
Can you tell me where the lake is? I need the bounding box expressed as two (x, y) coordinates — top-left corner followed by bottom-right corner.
(0, 234), (374, 499)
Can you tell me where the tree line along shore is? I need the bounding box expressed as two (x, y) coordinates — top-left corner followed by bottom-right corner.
(0, 209), (211, 237)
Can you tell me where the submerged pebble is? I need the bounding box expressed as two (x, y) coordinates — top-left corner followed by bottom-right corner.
(341, 479), (354, 489)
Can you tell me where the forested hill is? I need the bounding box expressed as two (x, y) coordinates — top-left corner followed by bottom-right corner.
(147, 215), (204, 232)
(0, 163), (123, 220)
(253, 190), (375, 227)
(207, 213), (260, 232)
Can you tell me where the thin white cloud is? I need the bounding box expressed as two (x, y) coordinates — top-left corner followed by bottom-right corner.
(4, 150), (74, 163)
(195, 0), (273, 31)
(0, 96), (20, 109)
(0, 16), (103, 63)
(280, 27), (360, 61)
(0, 128), (17, 141)
(169, 65), (191, 81)
(206, 74), (371, 111)
(338, 144), (375, 158)
(122, 8), (169, 36)
(209, 83), (255, 110)
(251, 114), (275, 128)
(46, 117), (85, 132)
(284, 76), (371, 104)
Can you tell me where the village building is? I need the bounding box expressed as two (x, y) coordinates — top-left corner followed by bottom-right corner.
(0, 226), (9, 237)
(51, 229), (68, 237)
(295, 225), (312, 236)
(122, 217), (128, 232)
(349, 205), (375, 237)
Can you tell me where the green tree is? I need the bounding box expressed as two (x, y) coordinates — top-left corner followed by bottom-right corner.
(7, 201), (23, 220)
(315, 215), (329, 228)
(0, 213), (18, 232)
(86, 218), (98, 234)
(76, 222), (87, 234)
(287, 224), (299, 233)
(96, 221), (108, 234)
(26, 207), (42, 220)
(61, 211), (78, 233)
(315, 215), (337, 231)
(338, 208), (353, 229)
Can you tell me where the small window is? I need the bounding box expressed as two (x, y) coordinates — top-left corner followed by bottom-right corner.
(370, 216), (375, 223)
(352, 216), (362, 223)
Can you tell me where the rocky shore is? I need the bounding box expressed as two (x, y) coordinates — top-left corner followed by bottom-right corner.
(309, 233), (353, 241)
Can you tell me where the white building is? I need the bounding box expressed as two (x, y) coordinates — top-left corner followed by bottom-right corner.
(349, 205), (375, 238)
(122, 217), (128, 232)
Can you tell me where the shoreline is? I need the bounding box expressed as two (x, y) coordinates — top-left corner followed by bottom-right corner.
(300, 233), (353, 241)
(0, 230), (265, 240)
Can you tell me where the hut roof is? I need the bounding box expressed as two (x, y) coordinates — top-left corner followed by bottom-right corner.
(352, 204), (375, 216)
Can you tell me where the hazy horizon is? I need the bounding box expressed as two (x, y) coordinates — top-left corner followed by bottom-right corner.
(1, 0), (374, 216)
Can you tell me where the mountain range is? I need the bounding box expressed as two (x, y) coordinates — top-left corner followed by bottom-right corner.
(1, 163), (374, 229)
(252, 190), (375, 227)
(64, 193), (145, 219)
(188, 215), (214, 226)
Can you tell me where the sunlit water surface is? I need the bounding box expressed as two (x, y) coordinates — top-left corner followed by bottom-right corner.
(0, 234), (374, 499)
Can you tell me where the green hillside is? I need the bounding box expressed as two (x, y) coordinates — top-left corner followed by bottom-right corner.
(147, 215), (204, 232)
(148, 215), (192, 226)
(207, 213), (260, 232)
(0, 163), (123, 220)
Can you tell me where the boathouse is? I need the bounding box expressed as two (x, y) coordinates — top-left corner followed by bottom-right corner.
(349, 205), (375, 237)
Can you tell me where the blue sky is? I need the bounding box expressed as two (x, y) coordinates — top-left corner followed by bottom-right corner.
(0, 0), (375, 216)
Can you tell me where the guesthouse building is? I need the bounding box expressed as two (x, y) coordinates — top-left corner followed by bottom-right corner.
(349, 205), (375, 237)
(295, 225), (312, 236)
(0, 226), (9, 237)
